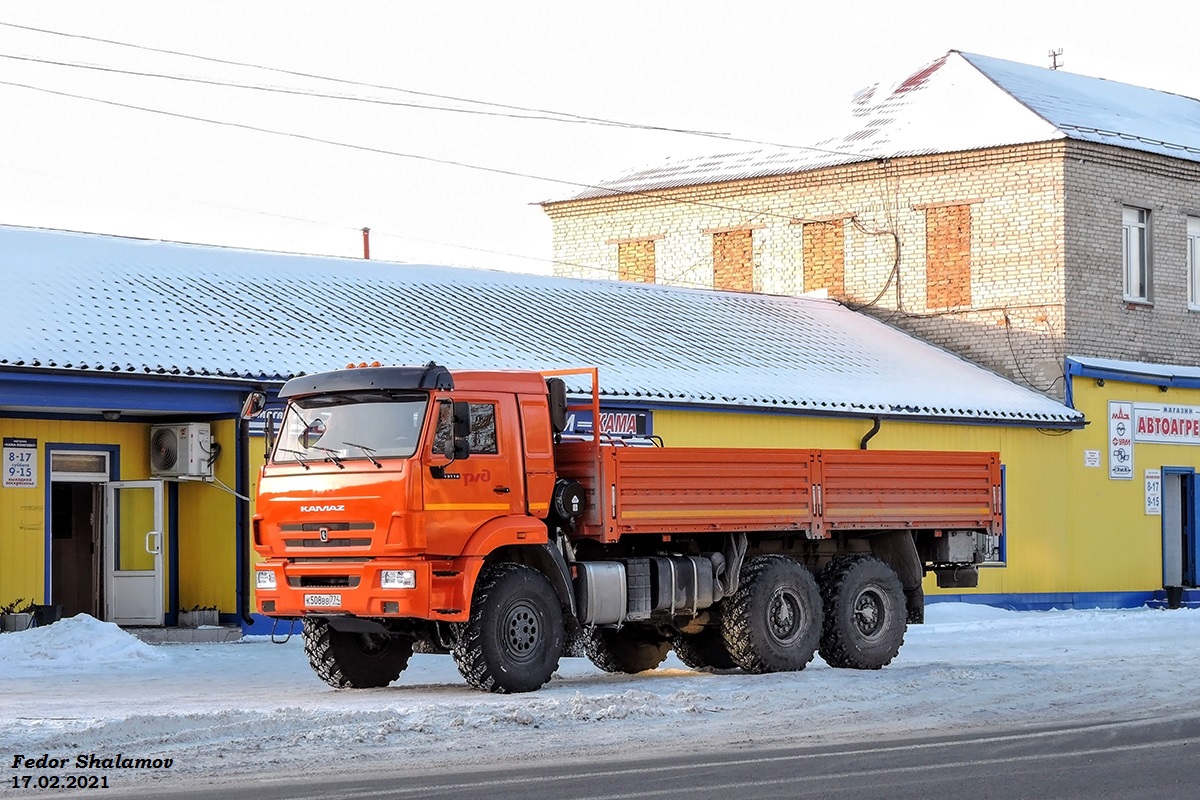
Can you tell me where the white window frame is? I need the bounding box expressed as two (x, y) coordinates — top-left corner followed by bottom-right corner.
(1122, 206), (1151, 303)
(1188, 216), (1200, 311)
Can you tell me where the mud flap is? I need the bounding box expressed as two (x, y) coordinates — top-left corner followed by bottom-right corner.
(870, 531), (925, 625)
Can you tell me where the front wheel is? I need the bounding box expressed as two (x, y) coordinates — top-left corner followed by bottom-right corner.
(720, 555), (822, 674)
(818, 555), (906, 669)
(302, 617), (413, 689)
(452, 563), (564, 693)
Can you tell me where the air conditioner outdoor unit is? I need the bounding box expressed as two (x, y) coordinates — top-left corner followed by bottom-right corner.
(150, 422), (212, 478)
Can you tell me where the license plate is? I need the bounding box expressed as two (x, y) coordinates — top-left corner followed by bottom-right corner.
(304, 593), (341, 607)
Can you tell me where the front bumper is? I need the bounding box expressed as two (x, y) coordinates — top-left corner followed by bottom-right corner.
(254, 557), (483, 623)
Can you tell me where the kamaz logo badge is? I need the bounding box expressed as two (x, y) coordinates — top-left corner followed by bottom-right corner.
(318, 527), (329, 542)
(300, 504), (345, 513)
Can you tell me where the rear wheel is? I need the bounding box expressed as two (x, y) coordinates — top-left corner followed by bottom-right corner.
(585, 627), (671, 673)
(452, 563), (564, 693)
(672, 625), (737, 670)
(818, 555), (906, 669)
(302, 617), (413, 689)
(720, 555), (822, 674)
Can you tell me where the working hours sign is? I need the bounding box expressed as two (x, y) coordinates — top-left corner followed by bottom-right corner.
(3, 437), (37, 488)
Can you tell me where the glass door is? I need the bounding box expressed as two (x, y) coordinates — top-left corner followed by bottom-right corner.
(103, 480), (165, 626)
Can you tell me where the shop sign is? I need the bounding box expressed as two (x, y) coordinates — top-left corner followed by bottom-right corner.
(1133, 403), (1200, 446)
(2, 437), (37, 488)
(1145, 469), (1162, 516)
(1108, 401), (1133, 480)
(563, 409), (652, 437)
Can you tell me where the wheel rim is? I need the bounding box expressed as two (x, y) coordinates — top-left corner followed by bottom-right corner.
(852, 587), (886, 639)
(767, 587), (804, 645)
(356, 633), (390, 657)
(502, 600), (542, 663)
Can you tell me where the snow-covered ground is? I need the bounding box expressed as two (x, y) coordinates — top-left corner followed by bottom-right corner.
(2, 604), (1199, 790)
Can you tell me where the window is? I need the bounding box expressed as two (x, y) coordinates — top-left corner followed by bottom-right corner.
(1122, 207), (1150, 302)
(712, 229), (754, 291)
(274, 393), (429, 463)
(617, 238), (656, 283)
(802, 220), (845, 297)
(1188, 217), (1200, 310)
(432, 402), (498, 455)
(925, 204), (972, 309)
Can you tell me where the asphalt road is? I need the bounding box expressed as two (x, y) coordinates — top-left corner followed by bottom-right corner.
(53, 713), (1200, 800)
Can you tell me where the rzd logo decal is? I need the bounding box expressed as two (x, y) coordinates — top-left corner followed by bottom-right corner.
(463, 470), (492, 485)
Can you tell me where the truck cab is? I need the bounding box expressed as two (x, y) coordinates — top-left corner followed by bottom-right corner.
(253, 363), (562, 626)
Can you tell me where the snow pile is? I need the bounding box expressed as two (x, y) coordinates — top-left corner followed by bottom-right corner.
(0, 614), (166, 667)
(1, 605), (1199, 786)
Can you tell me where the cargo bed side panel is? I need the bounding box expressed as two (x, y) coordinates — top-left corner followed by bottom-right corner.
(817, 450), (1001, 533)
(606, 447), (815, 540)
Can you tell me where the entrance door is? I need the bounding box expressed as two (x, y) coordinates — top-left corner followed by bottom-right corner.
(1162, 468), (1198, 589)
(104, 480), (165, 626)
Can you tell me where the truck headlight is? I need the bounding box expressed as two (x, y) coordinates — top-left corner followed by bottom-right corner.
(256, 570), (277, 589)
(381, 569), (416, 589)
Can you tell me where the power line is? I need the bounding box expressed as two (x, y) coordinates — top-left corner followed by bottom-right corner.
(0, 53), (652, 127)
(0, 77), (831, 226)
(0, 20), (877, 161)
(0, 20), (721, 136)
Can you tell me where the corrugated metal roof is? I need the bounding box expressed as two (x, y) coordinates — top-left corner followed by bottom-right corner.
(555, 50), (1200, 201)
(0, 225), (1081, 426)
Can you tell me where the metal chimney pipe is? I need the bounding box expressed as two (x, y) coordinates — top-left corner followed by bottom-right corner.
(362, 227), (371, 259)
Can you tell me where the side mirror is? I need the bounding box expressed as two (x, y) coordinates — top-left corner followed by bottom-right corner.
(436, 400), (472, 464)
(240, 391), (267, 420)
(442, 437), (471, 461)
(452, 401), (471, 438)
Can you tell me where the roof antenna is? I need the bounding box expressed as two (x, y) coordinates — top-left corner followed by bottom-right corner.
(1048, 49), (1064, 70)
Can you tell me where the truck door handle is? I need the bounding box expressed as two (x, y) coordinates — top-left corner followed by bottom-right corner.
(493, 486), (511, 494)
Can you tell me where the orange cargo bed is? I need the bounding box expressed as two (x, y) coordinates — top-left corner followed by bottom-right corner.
(555, 442), (1002, 543)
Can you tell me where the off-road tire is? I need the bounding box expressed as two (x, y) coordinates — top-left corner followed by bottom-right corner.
(720, 555), (822, 674)
(672, 625), (737, 670)
(302, 617), (413, 689)
(585, 627), (671, 673)
(452, 562), (564, 693)
(818, 555), (906, 670)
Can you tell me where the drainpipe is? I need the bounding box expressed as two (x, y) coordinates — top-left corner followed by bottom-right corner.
(237, 413), (254, 627)
(860, 416), (882, 449)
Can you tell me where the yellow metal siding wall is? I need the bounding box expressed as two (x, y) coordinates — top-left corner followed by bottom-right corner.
(0, 418), (148, 606)
(0, 417), (250, 614)
(654, 409), (1077, 597)
(176, 419), (238, 611)
(1069, 379), (1200, 591)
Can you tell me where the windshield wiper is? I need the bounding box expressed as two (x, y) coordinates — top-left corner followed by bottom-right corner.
(342, 441), (382, 468)
(276, 448), (311, 470)
(311, 446), (345, 469)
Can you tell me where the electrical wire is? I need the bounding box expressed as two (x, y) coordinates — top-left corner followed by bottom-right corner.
(0, 20), (878, 160)
(0, 78), (834, 227)
(0, 21), (722, 135)
(0, 53), (674, 128)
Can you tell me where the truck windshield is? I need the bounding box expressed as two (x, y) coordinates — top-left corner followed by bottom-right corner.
(273, 392), (428, 464)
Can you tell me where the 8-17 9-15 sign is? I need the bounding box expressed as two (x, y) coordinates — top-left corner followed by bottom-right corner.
(3, 437), (37, 488)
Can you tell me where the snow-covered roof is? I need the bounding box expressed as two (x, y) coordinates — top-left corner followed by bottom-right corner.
(0, 225), (1082, 426)
(554, 50), (1200, 201)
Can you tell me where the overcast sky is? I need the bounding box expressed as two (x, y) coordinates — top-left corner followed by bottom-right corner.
(2, 1), (1198, 276)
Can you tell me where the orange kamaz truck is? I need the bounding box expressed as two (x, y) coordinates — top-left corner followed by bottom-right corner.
(251, 364), (1002, 693)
